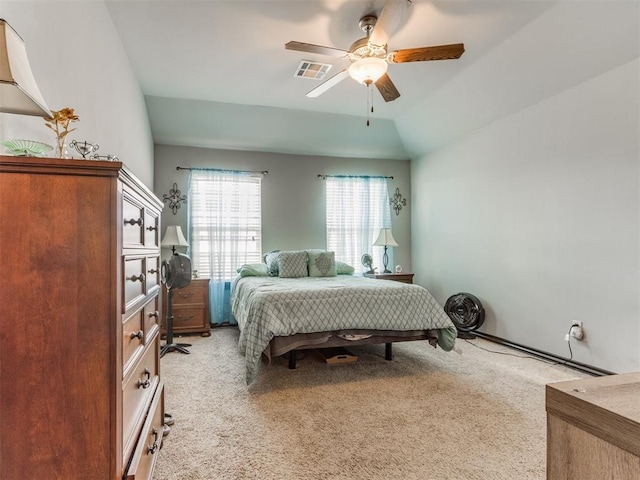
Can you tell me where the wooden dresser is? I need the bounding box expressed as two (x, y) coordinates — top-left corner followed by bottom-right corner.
(162, 278), (211, 337)
(546, 372), (640, 479)
(0, 156), (165, 479)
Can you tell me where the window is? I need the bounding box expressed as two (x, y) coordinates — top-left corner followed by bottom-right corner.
(188, 170), (262, 324)
(325, 176), (391, 273)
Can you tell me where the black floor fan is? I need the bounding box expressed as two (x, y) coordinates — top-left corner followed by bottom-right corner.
(161, 252), (193, 357)
(444, 292), (485, 339)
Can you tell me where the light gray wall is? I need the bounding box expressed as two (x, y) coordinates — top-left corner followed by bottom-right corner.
(407, 57), (639, 374)
(154, 144), (411, 270)
(0, 1), (154, 185)
(397, 1), (640, 375)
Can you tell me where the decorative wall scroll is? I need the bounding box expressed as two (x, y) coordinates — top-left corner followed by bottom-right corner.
(390, 187), (407, 215)
(163, 182), (187, 214)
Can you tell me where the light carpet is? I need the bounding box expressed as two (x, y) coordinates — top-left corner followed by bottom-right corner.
(153, 328), (587, 480)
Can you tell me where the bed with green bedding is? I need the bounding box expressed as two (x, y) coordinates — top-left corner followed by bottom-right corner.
(231, 275), (457, 384)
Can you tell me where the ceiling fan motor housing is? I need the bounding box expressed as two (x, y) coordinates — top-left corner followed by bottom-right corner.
(444, 292), (485, 338)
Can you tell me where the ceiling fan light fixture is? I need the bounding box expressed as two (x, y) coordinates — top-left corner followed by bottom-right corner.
(348, 57), (388, 85)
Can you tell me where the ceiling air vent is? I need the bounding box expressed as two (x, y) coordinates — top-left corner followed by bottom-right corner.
(294, 61), (332, 80)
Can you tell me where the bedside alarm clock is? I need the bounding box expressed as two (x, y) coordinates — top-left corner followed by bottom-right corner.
(395, 265), (402, 273)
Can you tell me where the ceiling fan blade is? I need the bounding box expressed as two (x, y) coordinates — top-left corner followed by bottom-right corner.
(306, 69), (350, 98)
(285, 41), (348, 58)
(375, 73), (400, 102)
(388, 43), (465, 63)
(368, 0), (412, 49)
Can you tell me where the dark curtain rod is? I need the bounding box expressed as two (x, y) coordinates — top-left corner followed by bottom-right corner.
(177, 166), (268, 175)
(318, 174), (393, 180)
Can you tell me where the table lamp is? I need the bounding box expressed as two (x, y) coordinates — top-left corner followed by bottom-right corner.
(161, 225), (189, 254)
(373, 227), (398, 273)
(0, 19), (52, 117)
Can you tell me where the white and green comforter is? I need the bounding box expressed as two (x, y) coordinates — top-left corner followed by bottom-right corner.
(231, 275), (457, 384)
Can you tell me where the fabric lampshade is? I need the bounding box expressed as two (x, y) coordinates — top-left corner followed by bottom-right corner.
(161, 225), (189, 249)
(0, 19), (52, 117)
(373, 228), (398, 247)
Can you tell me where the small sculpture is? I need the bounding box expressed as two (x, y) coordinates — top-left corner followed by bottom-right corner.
(69, 139), (99, 159)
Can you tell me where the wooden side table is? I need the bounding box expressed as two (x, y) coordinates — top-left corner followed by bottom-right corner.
(364, 272), (414, 284)
(162, 277), (211, 337)
(546, 372), (640, 479)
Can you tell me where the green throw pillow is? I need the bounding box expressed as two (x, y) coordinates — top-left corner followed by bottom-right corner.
(237, 263), (269, 277)
(335, 261), (355, 275)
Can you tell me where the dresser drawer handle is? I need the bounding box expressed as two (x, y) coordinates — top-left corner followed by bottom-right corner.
(130, 330), (144, 341)
(178, 292), (194, 298)
(137, 368), (151, 389)
(128, 273), (146, 283)
(148, 311), (159, 319)
(148, 268), (159, 274)
(124, 217), (143, 227)
(146, 225), (158, 232)
(146, 428), (160, 455)
(177, 315), (194, 321)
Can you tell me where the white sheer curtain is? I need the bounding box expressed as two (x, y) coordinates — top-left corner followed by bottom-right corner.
(188, 170), (262, 325)
(326, 176), (392, 273)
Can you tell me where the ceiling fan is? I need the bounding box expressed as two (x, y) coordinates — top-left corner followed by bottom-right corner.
(285, 0), (464, 102)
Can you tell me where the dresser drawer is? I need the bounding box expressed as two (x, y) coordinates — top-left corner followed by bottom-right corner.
(146, 256), (161, 293)
(143, 210), (160, 249)
(173, 286), (205, 305)
(144, 295), (160, 338)
(124, 381), (164, 480)
(123, 295), (160, 375)
(123, 309), (145, 373)
(123, 192), (145, 248)
(123, 336), (159, 461)
(124, 256), (147, 313)
(174, 307), (205, 330)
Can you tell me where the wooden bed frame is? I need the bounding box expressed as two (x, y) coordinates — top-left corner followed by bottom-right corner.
(268, 329), (439, 369)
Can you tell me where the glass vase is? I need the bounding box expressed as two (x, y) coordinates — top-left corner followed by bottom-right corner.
(55, 135), (70, 159)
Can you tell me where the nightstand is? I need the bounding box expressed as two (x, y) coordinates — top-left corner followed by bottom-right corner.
(364, 272), (414, 284)
(162, 278), (211, 337)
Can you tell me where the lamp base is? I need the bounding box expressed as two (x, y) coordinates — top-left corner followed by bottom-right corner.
(382, 246), (390, 274)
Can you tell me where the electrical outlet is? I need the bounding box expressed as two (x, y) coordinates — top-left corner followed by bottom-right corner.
(570, 320), (584, 340)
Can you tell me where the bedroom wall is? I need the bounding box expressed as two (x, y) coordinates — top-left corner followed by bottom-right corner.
(406, 57), (639, 374)
(0, 1), (154, 185)
(397, 0), (640, 374)
(154, 144), (411, 271)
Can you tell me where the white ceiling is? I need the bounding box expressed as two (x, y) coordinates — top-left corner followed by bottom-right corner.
(103, 1), (639, 159)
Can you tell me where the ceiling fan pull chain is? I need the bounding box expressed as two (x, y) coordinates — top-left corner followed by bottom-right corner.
(371, 86), (375, 114)
(366, 84), (371, 126)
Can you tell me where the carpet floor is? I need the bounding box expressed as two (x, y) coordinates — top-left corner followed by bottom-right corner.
(153, 328), (587, 480)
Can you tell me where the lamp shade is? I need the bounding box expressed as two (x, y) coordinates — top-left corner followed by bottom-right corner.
(373, 227), (398, 247)
(161, 225), (189, 248)
(348, 57), (388, 85)
(0, 19), (52, 118)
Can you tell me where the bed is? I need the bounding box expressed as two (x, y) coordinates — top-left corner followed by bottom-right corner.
(231, 272), (457, 384)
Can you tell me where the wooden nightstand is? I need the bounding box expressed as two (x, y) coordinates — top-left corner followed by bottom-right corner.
(162, 278), (211, 337)
(364, 272), (414, 284)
